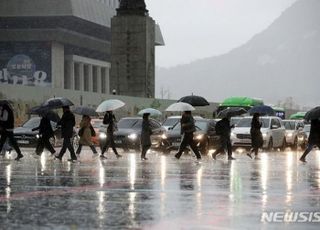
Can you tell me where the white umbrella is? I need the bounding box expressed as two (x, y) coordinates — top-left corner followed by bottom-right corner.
(165, 102), (195, 112)
(96, 99), (125, 112)
(138, 108), (162, 116)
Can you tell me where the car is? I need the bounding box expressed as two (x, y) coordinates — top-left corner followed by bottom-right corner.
(231, 116), (286, 150)
(282, 120), (305, 150)
(99, 117), (165, 152)
(13, 116), (76, 148)
(230, 117), (243, 127)
(162, 115), (204, 131)
(297, 124), (310, 150)
(160, 118), (220, 155)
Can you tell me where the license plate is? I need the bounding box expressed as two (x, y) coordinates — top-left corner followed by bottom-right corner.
(18, 140), (29, 144)
(242, 139), (251, 144)
(114, 140), (122, 144)
(172, 142), (180, 147)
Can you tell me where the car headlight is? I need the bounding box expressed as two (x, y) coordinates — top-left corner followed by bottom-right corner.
(99, 133), (107, 139)
(286, 133), (293, 137)
(262, 133), (267, 138)
(128, 133), (137, 140)
(298, 136), (305, 141)
(195, 134), (204, 140)
(231, 132), (236, 138)
(36, 134), (40, 139)
(161, 134), (167, 139)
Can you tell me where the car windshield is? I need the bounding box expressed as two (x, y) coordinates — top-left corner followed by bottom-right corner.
(303, 125), (310, 132)
(231, 117), (242, 126)
(22, 117), (40, 128)
(117, 119), (142, 129)
(283, 121), (295, 130)
(237, 117), (270, 128)
(172, 120), (207, 131)
(162, 118), (180, 127)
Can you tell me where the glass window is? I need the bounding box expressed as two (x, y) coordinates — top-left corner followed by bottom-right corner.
(237, 117), (270, 128)
(117, 118), (142, 129)
(22, 117), (41, 128)
(283, 121), (295, 130)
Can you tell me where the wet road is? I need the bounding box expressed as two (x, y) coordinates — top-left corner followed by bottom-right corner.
(0, 147), (320, 229)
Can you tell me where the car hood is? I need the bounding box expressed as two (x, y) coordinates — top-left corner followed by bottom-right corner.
(232, 127), (251, 134)
(14, 127), (38, 135)
(114, 128), (141, 136)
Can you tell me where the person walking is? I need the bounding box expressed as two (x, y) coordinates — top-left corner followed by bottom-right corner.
(0, 102), (23, 160)
(141, 113), (152, 160)
(76, 115), (98, 157)
(55, 106), (77, 162)
(247, 113), (263, 160)
(212, 116), (235, 160)
(32, 113), (56, 157)
(100, 111), (122, 159)
(174, 111), (202, 161)
(299, 119), (320, 162)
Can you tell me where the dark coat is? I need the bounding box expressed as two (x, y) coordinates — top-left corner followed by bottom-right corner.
(0, 104), (14, 130)
(141, 119), (152, 146)
(308, 119), (320, 145)
(32, 117), (54, 138)
(103, 112), (116, 134)
(250, 118), (263, 148)
(180, 114), (196, 135)
(58, 110), (75, 138)
(215, 118), (233, 139)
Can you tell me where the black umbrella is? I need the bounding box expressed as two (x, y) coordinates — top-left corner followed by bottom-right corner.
(73, 106), (98, 117)
(41, 97), (73, 109)
(304, 106), (320, 121)
(218, 107), (247, 118)
(28, 106), (60, 122)
(248, 105), (275, 116)
(178, 95), (210, 106)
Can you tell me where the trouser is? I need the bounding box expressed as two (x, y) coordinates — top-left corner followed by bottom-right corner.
(101, 133), (119, 156)
(251, 147), (259, 156)
(175, 133), (201, 159)
(0, 130), (22, 157)
(213, 137), (232, 157)
(58, 138), (77, 160)
(141, 144), (151, 158)
(35, 137), (56, 156)
(300, 143), (320, 159)
(76, 144), (97, 155)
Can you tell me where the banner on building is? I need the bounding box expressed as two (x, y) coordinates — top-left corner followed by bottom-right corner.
(0, 42), (52, 87)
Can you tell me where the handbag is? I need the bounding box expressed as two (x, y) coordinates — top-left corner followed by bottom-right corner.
(78, 127), (84, 137)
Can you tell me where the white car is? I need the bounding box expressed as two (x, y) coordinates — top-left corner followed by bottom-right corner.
(282, 120), (305, 150)
(231, 116), (286, 150)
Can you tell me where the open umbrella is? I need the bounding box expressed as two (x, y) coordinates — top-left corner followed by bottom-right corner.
(178, 95), (209, 106)
(73, 106), (98, 117)
(41, 97), (73, 109)
(165, 102), (195, 112)
(248, 105), (275, 116)
(28, 106), (60, 122)
(138, 108), (162, 116)
(96, 99), (125, 113)
(289, 112), (306, 120)
(304, 107), (320, 121)
(218, 107), (247, 118)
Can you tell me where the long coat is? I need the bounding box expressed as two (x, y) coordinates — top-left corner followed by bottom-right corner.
(308, 119), (320, 145)
(180, 114), (196, 135)
(250, 119), (263, 148)
(141, 119), (152, 147)
(58, 110), (75, 138)
(79, 117), (94, 146)
(103, 112), (116, 134)
(32, 117), (54, 138)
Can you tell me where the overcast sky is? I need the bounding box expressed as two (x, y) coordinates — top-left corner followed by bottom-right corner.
(145, 0), (298, 68)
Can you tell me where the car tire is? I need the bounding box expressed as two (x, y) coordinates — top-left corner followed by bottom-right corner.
(292, 137), (298, 151)
(267, 138), (273, 151)
(280, 138), (286, 151)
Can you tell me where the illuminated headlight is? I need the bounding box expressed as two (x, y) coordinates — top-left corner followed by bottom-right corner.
(128, 133), (137, 140)
(195, 134), (204, 140)
(231, 132), (236, 138)
(99, 133), (107, 139)
(298, 136), (305, 141)
(262, 133), (267, 138)
(161, 134), (167, 139)
(36, 134), (40, 139)
(286, 133), (293, 137)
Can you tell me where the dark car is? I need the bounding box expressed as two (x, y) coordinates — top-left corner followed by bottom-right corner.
(99, 117), (165, 152)
(13, 116), (76, 148)
(160, 118), (220, 155)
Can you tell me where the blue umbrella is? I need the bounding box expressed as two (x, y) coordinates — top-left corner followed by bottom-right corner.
(248, 105), (275, 116)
